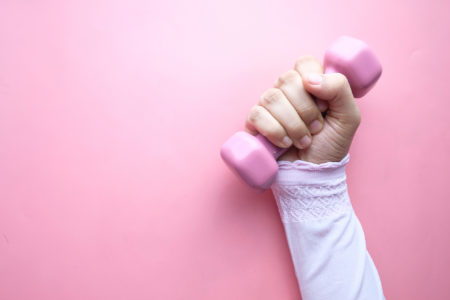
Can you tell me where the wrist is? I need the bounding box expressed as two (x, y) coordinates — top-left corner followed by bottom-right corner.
(276, 154), (349, 184)
(298, 150), (350, 165)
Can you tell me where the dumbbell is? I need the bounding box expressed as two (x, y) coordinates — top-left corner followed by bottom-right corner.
(220, 36), (382, 193)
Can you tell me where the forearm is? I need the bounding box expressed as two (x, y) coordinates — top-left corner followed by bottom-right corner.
(272, 155), (385, 300)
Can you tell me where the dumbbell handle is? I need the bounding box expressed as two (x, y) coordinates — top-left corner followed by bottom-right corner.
(255, 134), (290, 159)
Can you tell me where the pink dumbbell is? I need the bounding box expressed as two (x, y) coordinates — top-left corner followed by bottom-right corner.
(220, 36), (382, 193)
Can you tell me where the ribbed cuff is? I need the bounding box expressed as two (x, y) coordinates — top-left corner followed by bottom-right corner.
(275, 154), (349, 184)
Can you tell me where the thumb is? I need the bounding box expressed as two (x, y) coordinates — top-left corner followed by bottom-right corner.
(302, 73), (361, 130)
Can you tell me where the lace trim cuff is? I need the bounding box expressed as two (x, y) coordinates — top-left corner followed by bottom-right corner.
(272, 155), (351, 223)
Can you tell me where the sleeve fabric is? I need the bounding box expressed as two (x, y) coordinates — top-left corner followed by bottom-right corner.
(271, 155), (385, 300)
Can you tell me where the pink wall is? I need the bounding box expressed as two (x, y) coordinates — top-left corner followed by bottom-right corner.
(1, 0), (449, 299)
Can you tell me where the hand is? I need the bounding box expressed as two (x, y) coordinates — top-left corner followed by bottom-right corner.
(244, 56), (361, 164)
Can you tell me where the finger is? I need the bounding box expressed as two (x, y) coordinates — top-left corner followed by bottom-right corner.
(245, 105), (293, 148)
(294, 55), (324, 77)
(294, 55), (329, 122)
(302, 73), (361, 132)
(274, 70), (324, 135)
(258, 88), (311, 149)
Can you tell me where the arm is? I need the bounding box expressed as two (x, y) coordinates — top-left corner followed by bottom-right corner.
(272, 156), (385, 300)
(245, 56), (384, 299)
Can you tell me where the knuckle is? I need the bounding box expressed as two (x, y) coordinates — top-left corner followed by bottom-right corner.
(336, 73), (351, 93)
(336, 73), (348, 84)
(277, 70), (300, 86)
(330, 73), (353, 101)
(247, 106), (264, 124)
(260, 88), (284, 106)
(298, 102), (320, 122)
(295, 55), (321, 69)
(266, 124), (283, 137)
(286, 119), (306, 136)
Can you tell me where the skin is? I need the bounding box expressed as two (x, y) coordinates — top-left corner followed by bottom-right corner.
(245, 55), (361, 164)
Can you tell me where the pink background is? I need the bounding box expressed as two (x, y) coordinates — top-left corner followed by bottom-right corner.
(1, 0), (449, 299)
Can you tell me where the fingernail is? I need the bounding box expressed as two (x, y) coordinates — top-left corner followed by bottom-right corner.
(316, 99), (328, 112)
(299, 135), (311, 148)
(282, 136), (292, 147)
(306, 73), (322, 85)
(310, 120), (322, 134)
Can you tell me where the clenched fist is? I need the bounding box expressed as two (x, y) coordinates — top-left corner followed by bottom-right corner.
(245, 56), (361, 164)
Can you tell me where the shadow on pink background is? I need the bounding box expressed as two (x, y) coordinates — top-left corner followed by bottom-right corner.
(0, 0), (449, 299)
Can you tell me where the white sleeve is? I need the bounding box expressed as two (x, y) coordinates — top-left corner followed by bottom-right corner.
(271, 155), (385, 300)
